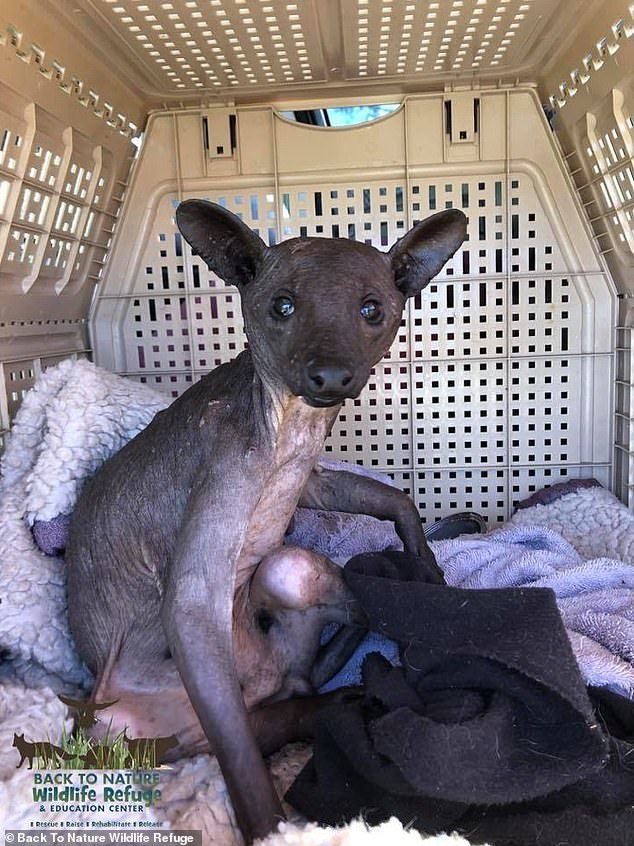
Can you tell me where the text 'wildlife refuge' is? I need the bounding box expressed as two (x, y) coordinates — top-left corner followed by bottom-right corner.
(32, 772), (162, 812)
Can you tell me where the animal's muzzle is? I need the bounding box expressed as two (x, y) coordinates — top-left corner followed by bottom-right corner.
(302, 361), (356, 406)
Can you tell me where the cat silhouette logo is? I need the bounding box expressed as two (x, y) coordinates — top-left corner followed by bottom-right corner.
(12, 734), (75, 769)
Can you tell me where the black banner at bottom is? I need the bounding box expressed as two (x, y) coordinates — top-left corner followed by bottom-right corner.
(4, 832), (201, 846)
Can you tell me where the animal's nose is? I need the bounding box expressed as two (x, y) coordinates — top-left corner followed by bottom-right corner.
(306, 362), (353, 396)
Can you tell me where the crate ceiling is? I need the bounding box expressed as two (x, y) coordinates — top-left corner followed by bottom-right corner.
(77, 0), (598, 102)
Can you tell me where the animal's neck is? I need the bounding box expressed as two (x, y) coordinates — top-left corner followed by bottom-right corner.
(256, 374), (295, 434)
(234, 370), (340, 587)
(248, 356), (339, 440)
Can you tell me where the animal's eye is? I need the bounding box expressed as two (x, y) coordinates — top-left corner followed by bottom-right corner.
(256, 609), (275, 634)
(360, 300), (383, 324)
(272, 295), (295, 319)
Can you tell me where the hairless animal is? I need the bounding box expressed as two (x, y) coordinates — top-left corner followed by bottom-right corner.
(65, 200), (467, 843)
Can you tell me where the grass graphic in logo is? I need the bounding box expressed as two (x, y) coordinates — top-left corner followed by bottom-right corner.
(12, 696), (177, 770)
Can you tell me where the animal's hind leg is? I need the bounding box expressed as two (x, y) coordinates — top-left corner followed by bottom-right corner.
(90, 655), (359, 762)
(90, 656), (210, 758)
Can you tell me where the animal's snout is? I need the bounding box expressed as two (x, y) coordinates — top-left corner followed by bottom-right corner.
(305, 361), (354, 405)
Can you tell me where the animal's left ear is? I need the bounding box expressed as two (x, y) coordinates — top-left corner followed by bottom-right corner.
(176, 199), (266, 288)
(389, 209), (468, 297)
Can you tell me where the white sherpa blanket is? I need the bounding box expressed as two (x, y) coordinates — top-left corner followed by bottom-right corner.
(0, 360), (476, 844)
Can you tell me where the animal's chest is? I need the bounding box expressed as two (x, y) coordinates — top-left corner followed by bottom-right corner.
(239, 403), (334, 570)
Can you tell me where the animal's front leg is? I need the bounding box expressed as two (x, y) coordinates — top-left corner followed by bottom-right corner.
(300, 466), (444, 583)
(161, 481), (284, 845)
(300, 467), (444, 689)
(249, 688), (363, 757)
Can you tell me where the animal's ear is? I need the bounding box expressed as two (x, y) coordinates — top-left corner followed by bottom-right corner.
(176, 199), (266, 288)
(388, 209), (468, 297)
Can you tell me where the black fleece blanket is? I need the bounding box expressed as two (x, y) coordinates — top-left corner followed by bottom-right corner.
(286, 551), (634, 846)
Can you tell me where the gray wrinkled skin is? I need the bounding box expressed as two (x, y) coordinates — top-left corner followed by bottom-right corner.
(65, 200), (467, 844)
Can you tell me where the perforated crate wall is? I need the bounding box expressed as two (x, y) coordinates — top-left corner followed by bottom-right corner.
(0, 100), (128, 298)
(74, 0), (603, 98)
(93, 90), (614, 526)
(0, 16), (143, 443)
(542, 1), (634, 507)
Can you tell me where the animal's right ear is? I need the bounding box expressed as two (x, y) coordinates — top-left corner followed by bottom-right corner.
(176, 199), (266, 288)
(389, 209), (468, 297)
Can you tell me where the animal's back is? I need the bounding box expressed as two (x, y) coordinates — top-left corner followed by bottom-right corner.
(65, 352), (258, 672)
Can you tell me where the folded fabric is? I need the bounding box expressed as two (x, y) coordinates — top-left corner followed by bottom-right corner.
(287, 550), (634, 846)
(321, 524), (634, 698)
(439, 525), (634, 697)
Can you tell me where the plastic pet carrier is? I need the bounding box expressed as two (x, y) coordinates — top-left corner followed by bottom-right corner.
(2, 0), (634, 842)
(2, 0), (632, 524)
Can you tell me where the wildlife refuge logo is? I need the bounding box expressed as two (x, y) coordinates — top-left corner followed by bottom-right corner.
(12, 695), (177, 822)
